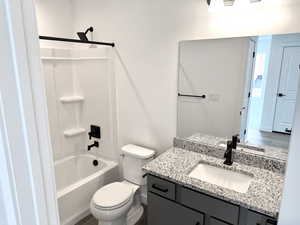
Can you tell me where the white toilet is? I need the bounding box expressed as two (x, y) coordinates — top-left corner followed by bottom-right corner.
(90, 144), (155, 225)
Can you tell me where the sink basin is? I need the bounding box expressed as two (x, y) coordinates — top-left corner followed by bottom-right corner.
(188, 163), (253, 193)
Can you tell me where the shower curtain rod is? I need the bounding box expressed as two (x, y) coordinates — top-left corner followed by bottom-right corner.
(39, 35), (115, 47)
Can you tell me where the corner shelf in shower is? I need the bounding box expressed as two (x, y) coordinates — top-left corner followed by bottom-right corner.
(63, 128), (86, 137)
(60, 96), (84, 103)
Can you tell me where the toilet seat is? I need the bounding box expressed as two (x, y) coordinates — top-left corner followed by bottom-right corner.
(92, 182), (133, 210)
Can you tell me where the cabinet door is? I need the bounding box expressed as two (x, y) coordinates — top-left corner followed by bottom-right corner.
(246, 210), (277, 225)
(148, 192), (204, 225)
(179, 186), (239, 225)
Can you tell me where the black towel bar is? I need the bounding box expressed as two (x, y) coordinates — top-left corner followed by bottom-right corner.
(178, 93), (206, 99)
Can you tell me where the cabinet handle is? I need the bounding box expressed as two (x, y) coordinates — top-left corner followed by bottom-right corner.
(152, 184), (168, 193)
(266, 219), (277, 225)
(285, 128), (292, 134)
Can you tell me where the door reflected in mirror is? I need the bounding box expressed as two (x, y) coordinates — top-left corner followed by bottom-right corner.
(177, 33), (300, 153)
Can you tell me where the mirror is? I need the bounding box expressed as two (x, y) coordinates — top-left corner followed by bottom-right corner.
(177, 33), (300, 157)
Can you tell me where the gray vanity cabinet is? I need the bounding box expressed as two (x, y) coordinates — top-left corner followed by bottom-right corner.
(147, 175), (277, 225)
(178, 186), (239, 225)
(148, 192), (204, 225)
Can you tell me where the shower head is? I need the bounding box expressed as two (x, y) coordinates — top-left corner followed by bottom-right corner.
(77, 32), (89, 41)
(77, 26), (94, 41)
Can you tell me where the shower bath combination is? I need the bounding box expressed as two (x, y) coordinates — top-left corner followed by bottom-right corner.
(40, 46), (116, 224)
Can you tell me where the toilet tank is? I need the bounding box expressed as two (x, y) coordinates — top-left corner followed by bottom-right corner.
(121, 144), (155, 185)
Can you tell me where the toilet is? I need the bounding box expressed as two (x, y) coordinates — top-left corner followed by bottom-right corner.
(90, 144), (155, 225)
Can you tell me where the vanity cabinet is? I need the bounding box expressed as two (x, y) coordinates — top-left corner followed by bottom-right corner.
(243, 210), (277, 225)
(178, 186), (239, 225)
(148, 192), (204, 225)
(147, 175), (277, 225)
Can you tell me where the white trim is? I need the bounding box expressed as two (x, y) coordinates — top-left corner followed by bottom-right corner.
(0, 94), (19, 225)
(41, 56), (110, 61)
(0, 0), (60, 225)
(19, 0), (61, 224)
(240, 39), (256, 142)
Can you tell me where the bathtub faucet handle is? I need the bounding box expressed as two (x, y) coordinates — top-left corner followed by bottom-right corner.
(88, 125), (101, 140)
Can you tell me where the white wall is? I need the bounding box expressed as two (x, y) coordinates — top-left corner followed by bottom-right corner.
(35, 0), (74, 48)
(35, 0), (73, 37)
(35, 0), (300, 153)
(278, 82), (300, 224)
(70, 0), (300, 154)
(178, 38), (249, 138)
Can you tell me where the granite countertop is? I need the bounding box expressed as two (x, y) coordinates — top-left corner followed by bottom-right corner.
(187, 133), (289, 162)
(143, 147), (284, 218)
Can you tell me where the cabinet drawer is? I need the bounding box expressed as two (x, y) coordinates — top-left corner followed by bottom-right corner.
(148, 175), (176, 200)
(148, 192), (204, 225)
(178, 187), (239, 225)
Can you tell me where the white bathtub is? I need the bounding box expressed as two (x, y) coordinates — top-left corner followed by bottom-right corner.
(55, 154), (119, 225)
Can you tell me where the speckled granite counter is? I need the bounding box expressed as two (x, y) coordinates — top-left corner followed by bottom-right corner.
(143, 147), (284, 218)
(174, 134), (287, 174)
(186, 133), (289, 161)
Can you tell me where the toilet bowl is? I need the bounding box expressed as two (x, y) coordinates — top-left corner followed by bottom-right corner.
(90, 182), (136, 225)
(90, 145), (155, 225)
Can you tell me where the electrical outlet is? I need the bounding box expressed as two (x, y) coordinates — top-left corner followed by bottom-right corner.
(208, 94), (221, 102)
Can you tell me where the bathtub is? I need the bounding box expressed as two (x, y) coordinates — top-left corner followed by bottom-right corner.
(55, 154), (119, 225)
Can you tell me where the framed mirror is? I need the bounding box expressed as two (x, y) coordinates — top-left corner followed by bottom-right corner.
(177, 33), (300, 159)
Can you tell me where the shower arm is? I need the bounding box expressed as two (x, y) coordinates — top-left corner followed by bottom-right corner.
(84, 27), (94, 35)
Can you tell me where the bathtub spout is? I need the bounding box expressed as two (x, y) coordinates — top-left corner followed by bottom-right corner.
(88, 141), (99, 151)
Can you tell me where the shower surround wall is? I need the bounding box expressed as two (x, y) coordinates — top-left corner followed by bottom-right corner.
(41, 47), (119, 224)
(41, 47), (118, 161)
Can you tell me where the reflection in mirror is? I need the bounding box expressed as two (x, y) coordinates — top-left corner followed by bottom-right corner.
(177, 33), (300, 155)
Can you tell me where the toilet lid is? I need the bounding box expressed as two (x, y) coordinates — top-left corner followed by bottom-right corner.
(93, 182), (133, 209)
